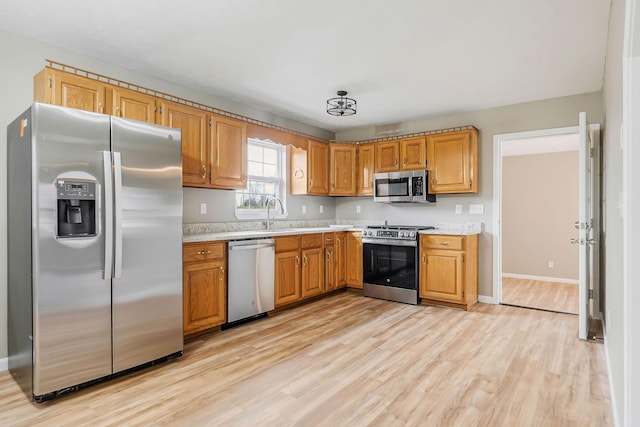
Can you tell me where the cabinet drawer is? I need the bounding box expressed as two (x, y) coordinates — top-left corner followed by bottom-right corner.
(301, 233), (323, 249)
(324, 233), (335, 246)
(421, 235), (464, 250)
(183, 242), (225, 263)
(276, 235), (300, 253)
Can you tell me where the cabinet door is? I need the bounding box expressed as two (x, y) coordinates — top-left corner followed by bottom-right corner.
(419, 250), (464, 303)
(335, 233), (347, 287)
(375, 141), (399, 172)
(329, 143), (357, 196)
(357, 143), (375, 196)
(325, 245), (336, 292)
(50, 69), (107, 114)
(275, 251), (301, 306)
(308, 140), (329, 195)
(301, 247), (324, 298)
(159, 101), (208, 187)
(427, 130), (478, 193)
(400, 136), (426, 170)
(183, 260), (226, 334)
(346, 232), (363, 289)
(111, 87), (156, 123)
(210, 115), (247, 189)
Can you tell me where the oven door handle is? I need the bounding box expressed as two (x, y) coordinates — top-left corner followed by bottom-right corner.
(362, 238), (417, 247)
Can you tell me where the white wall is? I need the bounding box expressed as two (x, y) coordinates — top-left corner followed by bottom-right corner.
(336, 92), (605, 299)
(0, 30), (333, 360)
(502, 151), (579, 280)
(602, 0), (626, 423)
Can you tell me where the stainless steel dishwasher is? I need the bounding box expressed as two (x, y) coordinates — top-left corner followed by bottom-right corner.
(227, 238), (275, 325)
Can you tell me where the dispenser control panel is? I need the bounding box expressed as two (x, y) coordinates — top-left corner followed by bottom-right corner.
(57, 180), (96, 200)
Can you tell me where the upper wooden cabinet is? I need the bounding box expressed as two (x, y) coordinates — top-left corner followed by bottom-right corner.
(374, 137), (426, 172)
(426, 129), (478, 194)
(308, 140), (329, 195)
(357, 143), (375, 196)
(291, 140), (330, 196)
(329, 143), (357, 196)
(158, 101), (247, 189)
(108, 86), (156, 124)
(157, 100), (209, 187)
(375, 141), (400, 172)
(401, 136), (427, 170)
(209, 115), (247, 189)
(35, 68), (106, 114)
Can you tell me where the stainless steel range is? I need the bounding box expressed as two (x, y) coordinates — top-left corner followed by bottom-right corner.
(362, 225), (434, 305)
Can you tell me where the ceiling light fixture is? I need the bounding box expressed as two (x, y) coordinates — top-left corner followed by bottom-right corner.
(326, 90), (357, 116)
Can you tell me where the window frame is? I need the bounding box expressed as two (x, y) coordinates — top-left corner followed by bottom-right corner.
(234, 138), (287, 220)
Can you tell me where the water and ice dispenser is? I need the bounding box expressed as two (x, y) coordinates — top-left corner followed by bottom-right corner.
(55, 179), (97, 238)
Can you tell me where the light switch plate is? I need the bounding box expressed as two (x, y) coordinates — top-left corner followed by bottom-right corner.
(200, 202), (207, 215)
(469, 204), (484, 215)
(302, 205), (307, 214)
(455, 204), (462, 214)
(356, 205), (361, 214)
(319, 205), (324, 213)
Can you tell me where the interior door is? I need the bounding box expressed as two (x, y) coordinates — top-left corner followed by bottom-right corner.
(576, 112), (595, 340)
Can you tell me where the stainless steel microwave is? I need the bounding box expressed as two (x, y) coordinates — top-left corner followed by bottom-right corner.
(373, 170), (436, 203)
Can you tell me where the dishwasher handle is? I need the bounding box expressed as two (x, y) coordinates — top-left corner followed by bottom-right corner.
(229, 239), (275, 251)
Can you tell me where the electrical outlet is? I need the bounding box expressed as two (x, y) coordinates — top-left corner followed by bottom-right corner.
(455, 204), (462, 214)
(200, 202), (207, 215)
(469, 204), (484, 214)
(302, 205), (307, 214)
(356, 205), (361, 214)
(548, 261), (554, 269)
(319, 205), (324, 213)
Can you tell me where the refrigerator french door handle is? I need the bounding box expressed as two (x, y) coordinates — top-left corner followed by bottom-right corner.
(113, 152), (123, 279)
(103, 151), (114, 280)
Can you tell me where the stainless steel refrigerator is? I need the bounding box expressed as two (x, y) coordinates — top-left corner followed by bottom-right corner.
(7, 103), (183, 402)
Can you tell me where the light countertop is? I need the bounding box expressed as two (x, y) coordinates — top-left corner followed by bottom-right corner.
(183, 226), (358, 243)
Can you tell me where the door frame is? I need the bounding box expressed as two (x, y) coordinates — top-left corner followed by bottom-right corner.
(492, 124), (601, 313)
(623, 0), (640, 422)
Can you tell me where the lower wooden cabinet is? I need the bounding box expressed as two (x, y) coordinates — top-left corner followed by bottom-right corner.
(275, 236), (301, 307)
(335, 232), (347, 288)
(345, 231), (363, 289)
(183, 241), (227, 335)
(301, 234), (324, 298)
(419, 234), (478, 310)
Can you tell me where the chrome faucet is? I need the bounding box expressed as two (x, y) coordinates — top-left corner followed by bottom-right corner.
(265, 196), (284, 230)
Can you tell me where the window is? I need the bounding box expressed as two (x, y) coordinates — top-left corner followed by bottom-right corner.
(235, 138), (287, 219)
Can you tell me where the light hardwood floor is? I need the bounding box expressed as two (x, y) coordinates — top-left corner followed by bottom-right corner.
(0, 292), (611, 426)
(502, 276), (579, 314)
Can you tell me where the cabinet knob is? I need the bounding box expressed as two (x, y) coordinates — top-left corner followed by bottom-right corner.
(303, 255), (307, 265)
(438, 241), (449, 245)
(201, 164), (207, 180)
(422, 254), (426, 263)
(296, 255), (300, 265)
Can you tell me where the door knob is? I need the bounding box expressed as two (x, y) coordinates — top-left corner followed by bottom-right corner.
(587, 239), (597, 245)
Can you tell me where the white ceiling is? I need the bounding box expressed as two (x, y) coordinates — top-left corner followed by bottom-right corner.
(0, 0), (611, 133)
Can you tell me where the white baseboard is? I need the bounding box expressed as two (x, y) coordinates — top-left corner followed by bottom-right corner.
(602, 312), (620, 427)
(502, 273), (579, 285)
(0, 357), (7, 373)
(478, 295), (498, 304)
